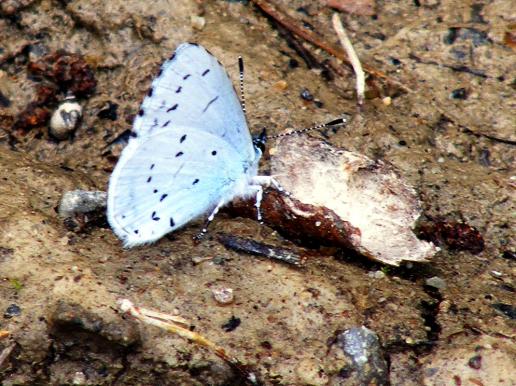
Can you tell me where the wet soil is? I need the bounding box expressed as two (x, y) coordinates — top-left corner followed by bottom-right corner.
(0, 0), (514, 385)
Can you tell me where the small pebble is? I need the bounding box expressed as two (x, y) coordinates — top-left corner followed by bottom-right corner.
(72, 371), (87, 385)
(190, 15), (206, 30)
(368, 270), (386, 279)
(425, 276), (447, 290)
(49, 93), (82, 140)
(211, 287), (234, 305)
(338, 326), (388, 382)
(450, 88), (468, 100)
(382, 96), (392, 105)
(212, 256), (226, 265)
(58, 190), (107, 218)
(273, 80), (288, 91)
(467, 354), (482, 369)
(4, 304), (21, 319)
(300, 88), (314, 101)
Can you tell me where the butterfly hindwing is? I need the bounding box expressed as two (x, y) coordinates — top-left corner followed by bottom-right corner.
(132, 43), (255, 160)
(108, 127), (247, 247)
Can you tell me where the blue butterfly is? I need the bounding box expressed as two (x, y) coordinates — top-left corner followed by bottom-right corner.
(107, 43), (277, 247)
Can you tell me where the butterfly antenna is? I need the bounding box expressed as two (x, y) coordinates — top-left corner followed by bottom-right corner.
(268, 117), (347, 139)
(238, 56), (247, 120)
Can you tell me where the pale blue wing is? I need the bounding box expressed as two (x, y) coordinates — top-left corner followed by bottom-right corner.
(107, 127), (248, 247)
(132, 43), (255, 161)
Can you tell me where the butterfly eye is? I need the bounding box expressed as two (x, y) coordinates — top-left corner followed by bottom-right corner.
(252, 128), (267, 153)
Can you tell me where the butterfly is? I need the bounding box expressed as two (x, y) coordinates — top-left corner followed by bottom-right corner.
(107, 42), (277, 247)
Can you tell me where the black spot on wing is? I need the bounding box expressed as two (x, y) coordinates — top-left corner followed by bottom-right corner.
(153, 189), (158, 193)
(183, 74), (191, 80)
(167, 104), (178, 112)
(202, 69), (210, 76)
(180, 134), (186, 143)
(147, 176), (152, 183)
(170, 52), (176, 60)
(147, 88), (153, 97)
(162, 120), (170, 127)
(134, 229), (139, 234)
(150, 164), (155, 170)
(150, 118), (158, 129)
(160, 194), (168, 202)
(192, 178), (199, 185)
(151, 211), (160, 221)
(176, 151), (184, 157)
(202, 96), (219, 113)
(170, 217), (175, 227)
(211, 150), (217, 156)
(138, 109), (144, 116)
(176, 86), (182, 93)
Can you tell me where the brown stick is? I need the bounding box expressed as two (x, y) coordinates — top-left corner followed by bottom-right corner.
(250, 0), (411, 93)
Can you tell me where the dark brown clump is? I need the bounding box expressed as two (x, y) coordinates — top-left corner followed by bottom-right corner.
(417, 218), (484, 254)
(28, 51), (97, 97)
(11, 84), (57, 132)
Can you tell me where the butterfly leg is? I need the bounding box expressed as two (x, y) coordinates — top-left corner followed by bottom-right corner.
(193, 197), (227, 242)
(248, 176), (292, 224)
(251, 176), (292, 197)
(253, 184), (264, 223)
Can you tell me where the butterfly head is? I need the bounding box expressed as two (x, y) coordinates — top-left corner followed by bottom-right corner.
(252, 128), (267, 154)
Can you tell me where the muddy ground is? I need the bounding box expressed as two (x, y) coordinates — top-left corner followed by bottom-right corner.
(0, 0), (514, 385)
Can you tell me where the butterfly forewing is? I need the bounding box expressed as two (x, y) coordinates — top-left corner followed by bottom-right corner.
(132, 43), (255, 160)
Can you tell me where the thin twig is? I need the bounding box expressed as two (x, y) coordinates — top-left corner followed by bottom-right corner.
(118, 299), (258, 385)
(332, 13), (365, 106)
(250, 0), (411, 93)
(0, 344), (15, 368)
(218, 234), (303, 266)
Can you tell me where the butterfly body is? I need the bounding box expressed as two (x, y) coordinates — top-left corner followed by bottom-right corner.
(108, 43), (268, 247)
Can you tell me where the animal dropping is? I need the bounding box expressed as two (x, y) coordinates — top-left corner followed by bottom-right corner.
(268, 135), (438, 266)
(107, 43), (278, 247)
(230, 135), (437, 266)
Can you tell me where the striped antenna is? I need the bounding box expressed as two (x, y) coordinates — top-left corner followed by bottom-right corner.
(268, 117), (347, 139)
(238, 56), (247, 118)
